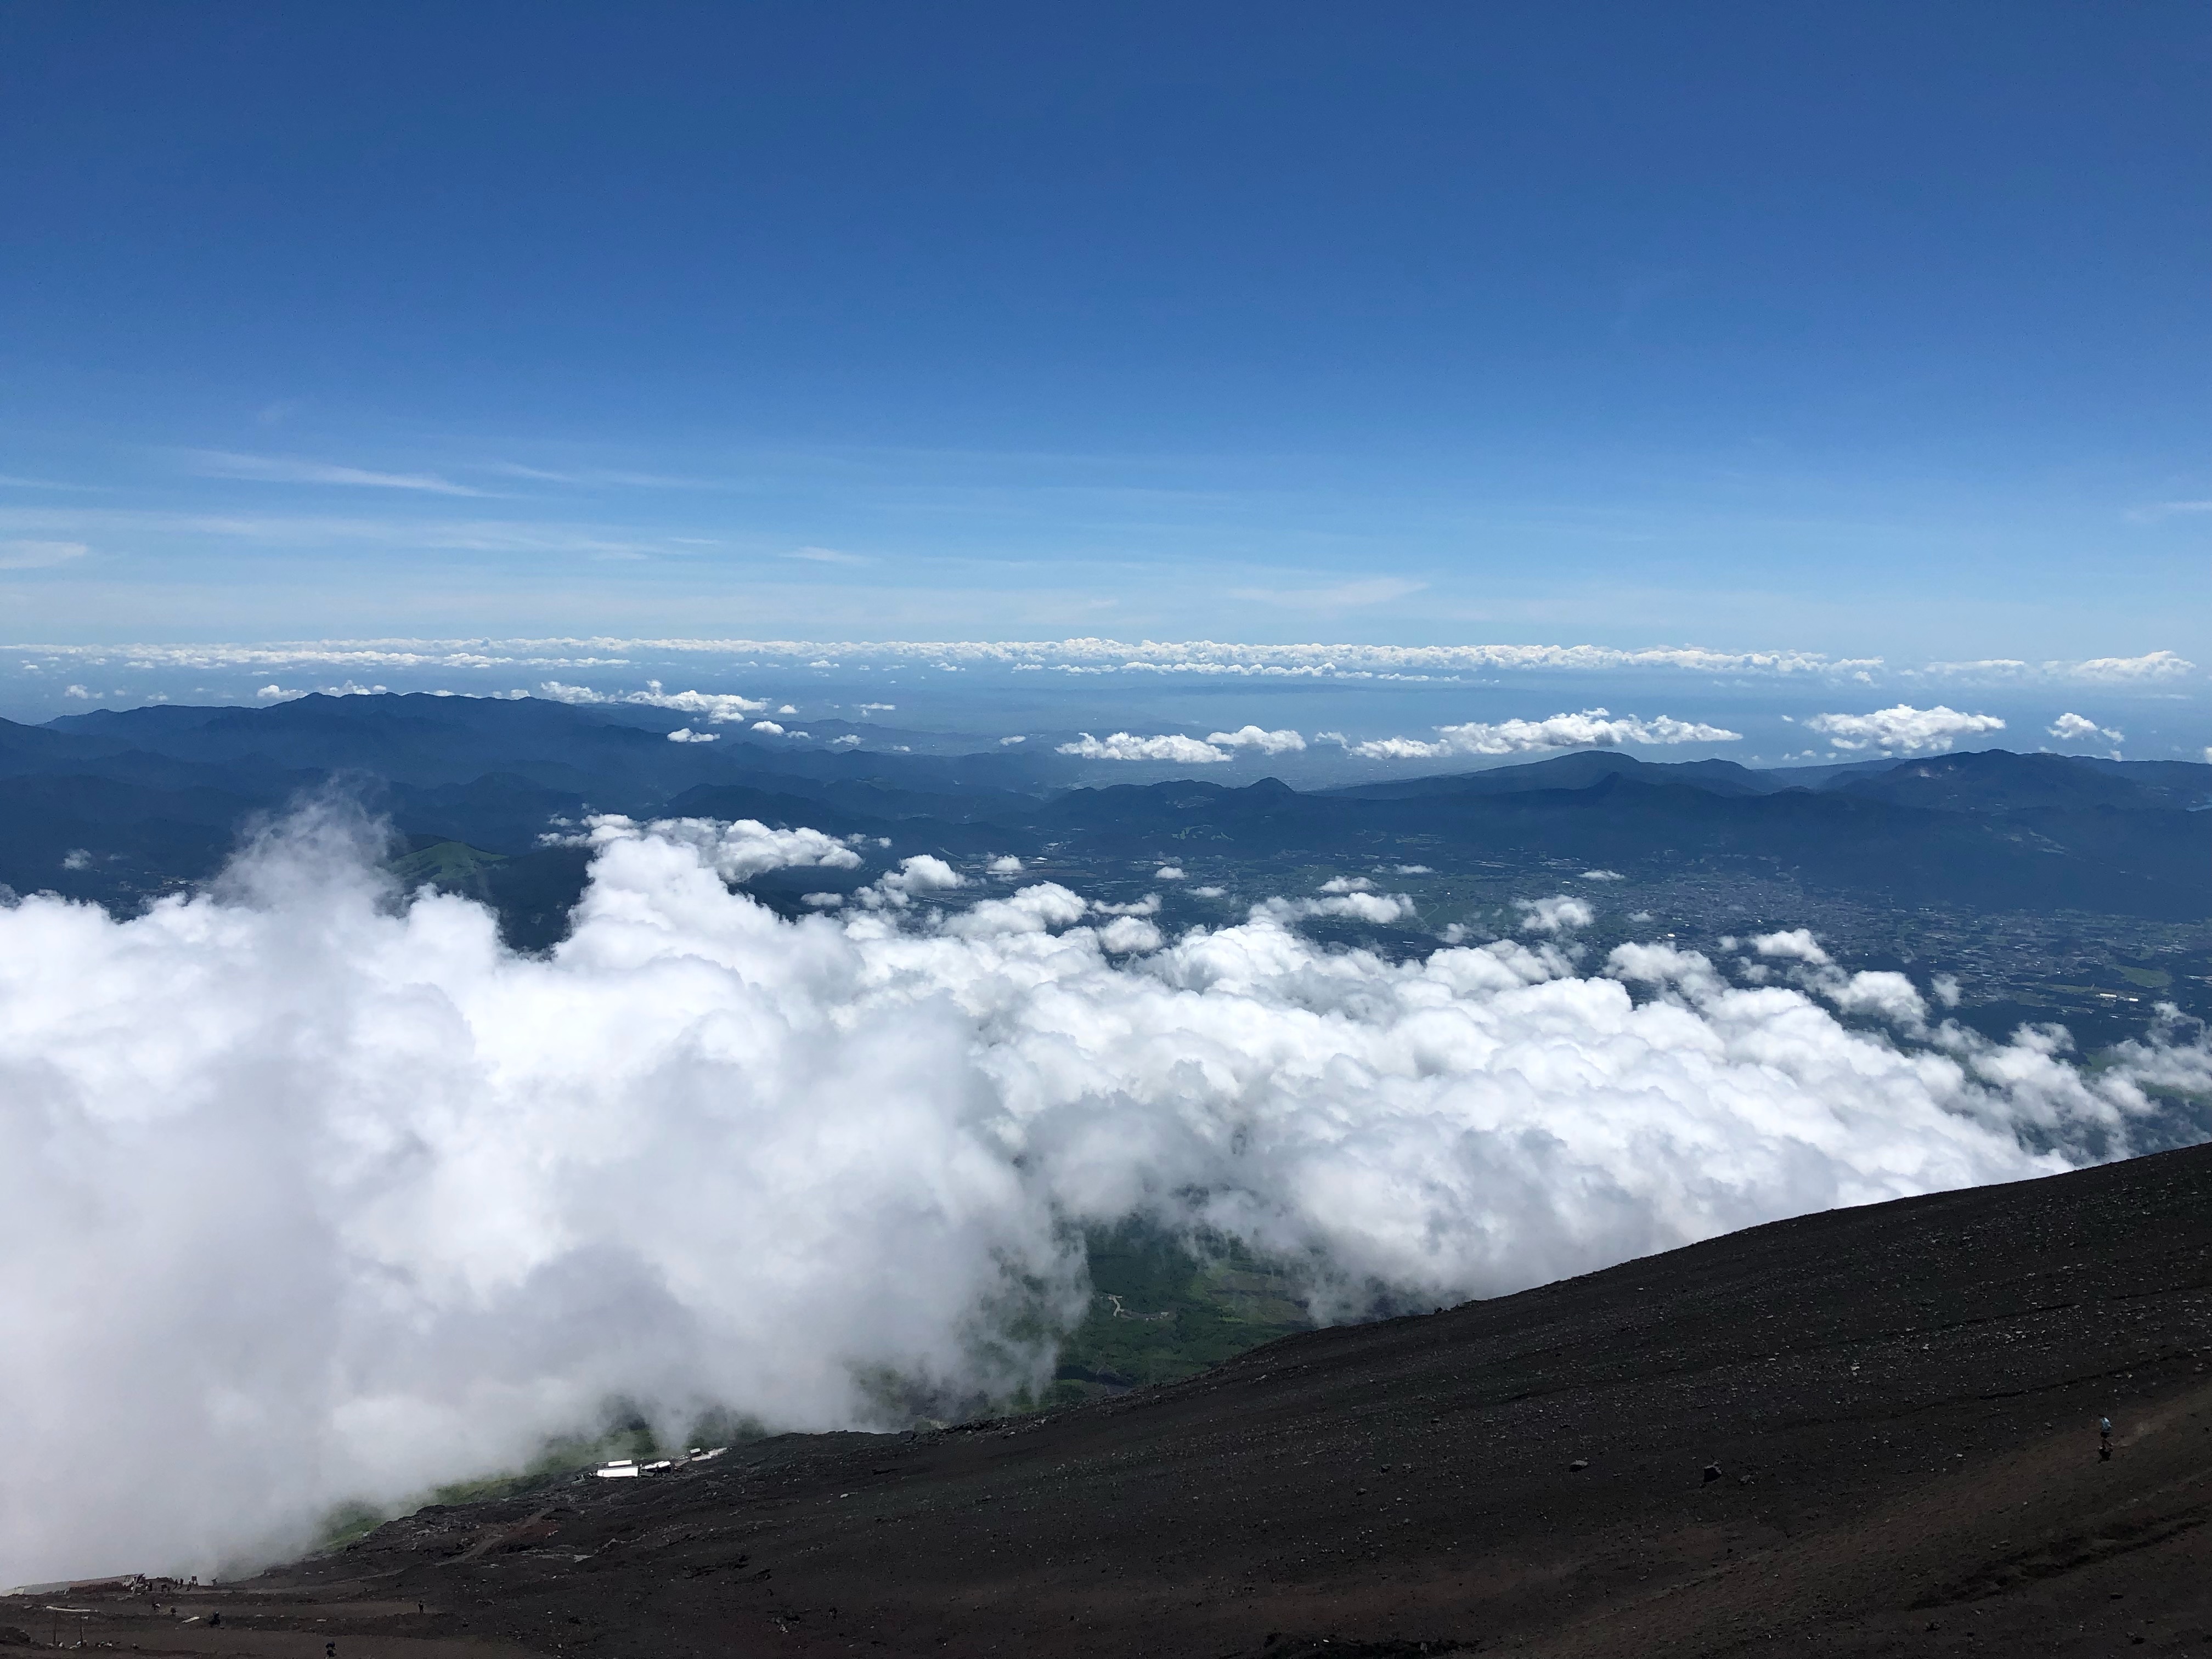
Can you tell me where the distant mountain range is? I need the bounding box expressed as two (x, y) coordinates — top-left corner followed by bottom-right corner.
(3, 694), (2208, 930)
(1329, 744), (2212, 812)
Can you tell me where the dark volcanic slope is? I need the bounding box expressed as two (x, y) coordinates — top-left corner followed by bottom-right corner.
(14, 1148), (2211, 1659)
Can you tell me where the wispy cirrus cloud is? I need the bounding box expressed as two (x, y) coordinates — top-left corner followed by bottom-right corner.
(180, 450), (489, 496)
(474, 462), (718, 489)
(0, 507), (696, 561)
(1228, 577), (1427, 610)
(2123, 498), (2212, 524)
(0, 539), (89, 570)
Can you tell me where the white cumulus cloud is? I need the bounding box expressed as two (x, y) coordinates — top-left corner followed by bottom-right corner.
(1056, 732), (1232, 763)
(1205, 725), (1307, 755)
(1259, 891), (1416, 926)
(1097, 916), (1164, 954)
(539, 680), (767, 722)
(1803, 704), (2006, 754)
(1752, 928), (1832, 967)
(1348, 709), (1741, 760)
(936, 882), (1087, 939)
(554, 815), (861, 883)
(2047, 712), (2122, 746)
(855, 854), (968, 910)
(1517, 895), (1595, 933)
(1094, 894), (1162, 917)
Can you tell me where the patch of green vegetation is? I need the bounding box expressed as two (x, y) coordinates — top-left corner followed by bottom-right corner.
(390, 839), (508, 890)
(2115, 964), (2173, 990)
(306, 1232), (1316, 1534)
(306, 1406), (759, 1553)
(1043, 1220), (1315, 1405)
(314, 1499), (386, 1551)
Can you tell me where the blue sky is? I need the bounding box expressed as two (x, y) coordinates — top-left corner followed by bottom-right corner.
(1, 2), (2206, 657)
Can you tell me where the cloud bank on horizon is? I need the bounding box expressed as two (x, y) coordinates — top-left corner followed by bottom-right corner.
(3, 807), (2207, 1586)
(26, 655), (2192, 769)
(0, 638), (2198, 685)
(1055, 711), (1742, 766)
(9, 642), (2200, 765)
(1051, 702), (2076, 765)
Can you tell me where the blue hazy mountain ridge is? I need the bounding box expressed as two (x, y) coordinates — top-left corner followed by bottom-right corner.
(19, 697), (1059, 854)
(1826, 750), (2212, 813)
(41, 693), (1055, 797)
(3, 696), (2209, 931)
(1325, 746), (2212, 810)
(1325, 749), (1890, 799)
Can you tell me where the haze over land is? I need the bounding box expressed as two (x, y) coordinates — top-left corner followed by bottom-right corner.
(5, 633), (2208, 782)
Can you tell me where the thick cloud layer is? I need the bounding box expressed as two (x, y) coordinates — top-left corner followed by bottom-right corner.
(2, 811), (2201, 1586)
